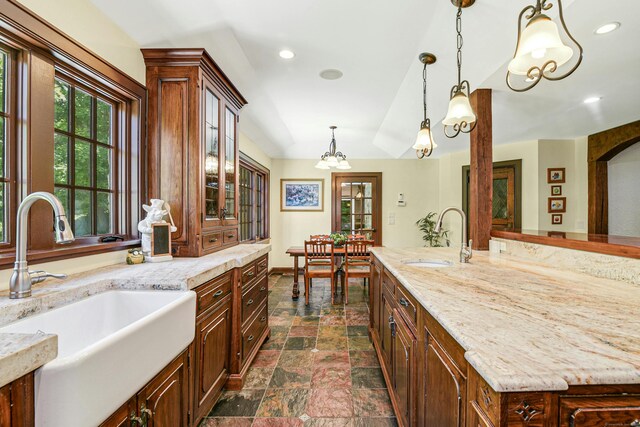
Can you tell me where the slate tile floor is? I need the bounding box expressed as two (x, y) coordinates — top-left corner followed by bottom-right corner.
(200, 274), (397, 427)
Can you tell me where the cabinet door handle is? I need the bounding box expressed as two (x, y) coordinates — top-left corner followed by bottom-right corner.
(130, 412), (143, 426)
(247, 335), (254, 342)
(631, 420), (640, 427)
(399, 298), (409, 307)
(140, 405), (153, 424)
(213, 290), (223, 297)
(228, 234), (235, 239)
(388, 315), (396, 338)
(260, 286), (266, 291)
(246, 271), (255, 277)
(260, 316), (267, 322)
(246, 298), (254, 306)
(209, 237), (218, 243)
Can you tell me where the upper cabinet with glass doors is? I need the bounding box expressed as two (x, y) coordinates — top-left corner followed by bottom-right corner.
(143, 48), (246, 257)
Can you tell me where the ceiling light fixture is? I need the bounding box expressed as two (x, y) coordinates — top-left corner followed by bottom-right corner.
(507, 0), (583, 92)
(279, 49), (295, 59)
(583, 96), (602, 104)
(595, 22), (620, 35)
(315, 126), (351, 170)
(413, 52), (438, 158)
(443, 0), (477, 139)
(319, 69), (343, 80)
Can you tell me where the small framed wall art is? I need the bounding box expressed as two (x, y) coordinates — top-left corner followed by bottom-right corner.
(551, 185), (562, 196)
(548, 197), (567, 213)
(551, 214), (563, 225)
(547, 168), (566, 183)
(281, 179), (324, 212)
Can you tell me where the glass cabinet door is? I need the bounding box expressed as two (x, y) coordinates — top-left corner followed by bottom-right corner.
(224, 107), (236, 220)
(204, 88), (220, 222)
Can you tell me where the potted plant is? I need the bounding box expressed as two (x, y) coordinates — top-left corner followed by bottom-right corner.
(416, 212), (450, 247)
(330, 231), (348, 247)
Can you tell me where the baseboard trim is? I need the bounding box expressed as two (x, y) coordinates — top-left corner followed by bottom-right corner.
(269, 267), (294, 275)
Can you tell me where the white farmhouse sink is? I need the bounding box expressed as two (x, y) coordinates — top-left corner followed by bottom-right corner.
(0, 290), (196, 427)
(403, 259), (453, 268)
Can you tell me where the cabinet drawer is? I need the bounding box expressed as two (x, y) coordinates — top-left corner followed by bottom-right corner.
(195, 271), (233, 316)
(242, 303), (268, 363)
(256, 255), (268, 275)
(382, 270), (395, 297)
(471, 373), (500, 426)
(559, 395), (640, 427)
(242, 277), (268, 325)
(202, 231), (222, 251)
(241, 263), (258, 287)
(395, 285), (417, 328)
(223, 228), (238, 244)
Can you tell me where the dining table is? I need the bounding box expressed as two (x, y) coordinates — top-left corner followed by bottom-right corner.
(285, 245), (370, 300)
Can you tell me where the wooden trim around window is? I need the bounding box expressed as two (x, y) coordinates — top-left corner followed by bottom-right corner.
(239, 152), (270, 242)
(0, 0), (147, 268)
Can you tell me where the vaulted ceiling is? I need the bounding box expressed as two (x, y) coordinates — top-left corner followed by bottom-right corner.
(91, 0), (640, 159)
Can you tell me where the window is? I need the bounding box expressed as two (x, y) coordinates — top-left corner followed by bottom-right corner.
(54, 77), (115, 237)
(0, 47), (12, 244)
(239, 153), (269, 242)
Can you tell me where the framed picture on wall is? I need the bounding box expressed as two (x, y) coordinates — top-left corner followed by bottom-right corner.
(551, 214), (563, 225)
(548, 197), (567, 213)
(547, 168), (566, 183)
(551, 185), (562, 196)
(280, 179), (324, 211)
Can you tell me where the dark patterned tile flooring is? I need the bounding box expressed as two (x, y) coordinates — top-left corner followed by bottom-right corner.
(200, 274), (397, 427)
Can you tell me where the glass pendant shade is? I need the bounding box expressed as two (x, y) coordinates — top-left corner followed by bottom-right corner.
(442, 92), (476, 127)
(508, 15), (573, 76)
(412, 125), (437, 151)
(326, 156), (339, 167)
(336, 159), (351, 170)
(315, 159), (330, 170)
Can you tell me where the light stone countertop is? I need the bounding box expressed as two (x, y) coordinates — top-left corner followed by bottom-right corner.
(370, 246), (640, 393)
(0, 243), (270, 387)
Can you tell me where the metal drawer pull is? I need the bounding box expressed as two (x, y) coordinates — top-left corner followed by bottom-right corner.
(140, 405), (153, 422)
(247, 335), (254, 342)
(246, 271), (255, 277)
(213, 290), (223, 297)
(209, 237), (218, 243)
(261, 316), (267, 322)
(399, 298), (410, 307)
(247, 298), (254, 306)
(228, 234), (235, 238)
(631, 420), (640, 427)
(260, 286), (266, 291)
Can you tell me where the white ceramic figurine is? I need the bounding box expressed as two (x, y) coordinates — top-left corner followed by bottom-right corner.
(138, 199), (177, 260)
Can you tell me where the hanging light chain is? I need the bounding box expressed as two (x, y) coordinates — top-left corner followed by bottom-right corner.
(422, 61), (428, 123)
(456, 5), (463, 86)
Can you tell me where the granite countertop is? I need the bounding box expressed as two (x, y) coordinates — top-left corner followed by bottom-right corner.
(370, 246), (640, 393)
(0, 243), (270, 387)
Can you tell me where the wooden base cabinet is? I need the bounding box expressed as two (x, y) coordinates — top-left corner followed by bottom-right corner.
(0, 373), (34, 427)
(370, 253), (640, 427)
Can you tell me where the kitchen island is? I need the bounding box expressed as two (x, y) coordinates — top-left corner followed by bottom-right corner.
(369, 246), (640, 427)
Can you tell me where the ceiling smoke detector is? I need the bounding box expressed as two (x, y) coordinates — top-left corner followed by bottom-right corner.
(319, 69), (343, 80)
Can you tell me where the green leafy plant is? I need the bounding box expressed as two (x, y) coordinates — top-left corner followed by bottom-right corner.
(330, 231), (348, 247)
(416, 212), (450, 247)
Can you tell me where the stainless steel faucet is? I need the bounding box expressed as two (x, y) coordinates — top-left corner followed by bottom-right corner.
(434, 207), (472, 263)
(9, 192), (75, 299)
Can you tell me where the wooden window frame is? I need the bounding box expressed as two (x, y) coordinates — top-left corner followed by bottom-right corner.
(0, 0), (147, 268)
(238, 152), (269, 243)
(0, 42), (17, 251)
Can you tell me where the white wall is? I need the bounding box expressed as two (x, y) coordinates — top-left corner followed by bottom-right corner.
(269, 159), (440, 268)
(608, 142), (640, 236)
(0, 0), (147, 290)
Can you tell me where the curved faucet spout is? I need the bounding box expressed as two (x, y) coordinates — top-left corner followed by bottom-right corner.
(10, 192), (75, 299)
(434, 207), (472, 263)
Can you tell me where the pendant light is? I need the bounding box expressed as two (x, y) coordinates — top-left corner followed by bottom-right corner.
(413, 53), (438, 159)
(443, 0), (477, 139)
(315, 126), (351, 170)
(507, 0), (583, 92)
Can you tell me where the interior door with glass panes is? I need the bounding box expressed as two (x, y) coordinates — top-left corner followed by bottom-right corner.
(332, 173), (382, 246)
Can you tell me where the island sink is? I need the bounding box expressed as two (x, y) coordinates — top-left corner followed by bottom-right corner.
(0, 290), (196, 426)
(402, 259), (453, 268)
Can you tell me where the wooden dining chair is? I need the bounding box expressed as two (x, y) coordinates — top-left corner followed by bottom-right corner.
(310, 234), (331, 241)
(347, 234), (366, 240)
(304, 240), (337, 305)
(343, 239), (374, 305)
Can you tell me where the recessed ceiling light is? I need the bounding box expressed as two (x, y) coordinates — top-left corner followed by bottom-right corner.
(279, 49), (295, 59)
(584, 96), (602, 104)
(319, 69), (343, 80)
(595, 22), (620, 35)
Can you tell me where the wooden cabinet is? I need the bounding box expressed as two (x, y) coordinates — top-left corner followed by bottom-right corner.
(0, 372), (34, 427)
(559, 395), (640, 427)
(100, 349), (190, 427)
(393, 310), (417, 427)
(142, 48), (247, 257)
(370, 257), (382, 342)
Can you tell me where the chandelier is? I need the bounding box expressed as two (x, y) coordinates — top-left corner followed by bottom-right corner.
(443, 0), (477, 139)
(413, 52), (437, 159)
(315, 126), (351, 170)
(507, 0), (583, 92)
